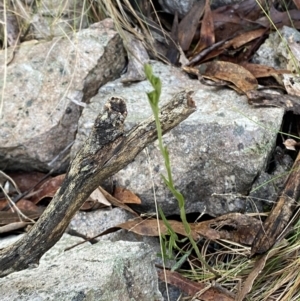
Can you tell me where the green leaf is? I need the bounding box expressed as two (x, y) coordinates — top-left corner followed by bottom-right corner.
(171, 249), (192, 271)
(144, 64), (161, 105)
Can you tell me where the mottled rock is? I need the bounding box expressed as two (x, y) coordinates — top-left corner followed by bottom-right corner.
(68, 207), (162, 256)
(68, 207), (136, 239)
(121, 31), (150, 83)
(0, 0), (88, 46)
(252, 26), (300, 71)
(72, 60), (284, 216)
(0, 235), (162, 301)
(0, 19), (126, 172)
(158, 0), (245, 16)
(27, 0), (88, 40)
(158, 0), (196, 18)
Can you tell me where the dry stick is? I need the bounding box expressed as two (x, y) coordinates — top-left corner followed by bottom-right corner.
(247, 90), (300, 115)
(251, 150), (300, 256)
(0, 90), (196, 277)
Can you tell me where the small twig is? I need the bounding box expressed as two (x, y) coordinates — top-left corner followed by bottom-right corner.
(186, 39), (229, 66)
(0, 170), (21, 194)
(47, 141), (74, 167)
(0, 184), (35, 224)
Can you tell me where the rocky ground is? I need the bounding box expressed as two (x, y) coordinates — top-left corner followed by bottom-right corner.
(0, 1), (298, 300)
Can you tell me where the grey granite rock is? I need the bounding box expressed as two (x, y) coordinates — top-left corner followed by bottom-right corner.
(0, 233), (86, 264)
(68, 207), (136, 239)
(252, 26), (300, 71)
(158, 0), (196, 18)
(67, 207), (163, 263)
(28, 0), (88, 40)
(158, 0), (245, 16)
(72, 60), (284, 217)
(0, 19), (126, 172)
(0, 235), (162, 301)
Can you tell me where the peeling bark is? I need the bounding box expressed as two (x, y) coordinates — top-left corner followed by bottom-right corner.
(0, 91), (196, 277)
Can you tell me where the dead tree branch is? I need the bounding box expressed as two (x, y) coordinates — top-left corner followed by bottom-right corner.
(0, 91), (196, 277)
(251, 150), (300, 255)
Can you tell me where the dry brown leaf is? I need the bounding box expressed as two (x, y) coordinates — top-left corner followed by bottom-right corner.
(178, 0), (205, 51)
(199, 61), (258, 93)
(98, 186), (139, 216)
(0, 198), (41, 213)
(212, 0), (262, 41)
(95, 218), (200, 240)
(113, 186), (141, 204)
(30, 174), (65, 204)
(188, 45), (226, 65)
(293, 0), (300, 10)
(26, 174), (136, 212)
(79, 210), (260, 246)
(80, 187), (111, 211)
(79, 200), (97, 211)
(157, 269), (206, 297)
(226, 28), (266, 49)
(0, 199), (7, 211)
(7, 172), (47, 193)
(212, 7), (243, 37)
(14, 199), (41, 213)
(241, 62), (290, 77)
(99, 213), (260, 245)
(256, 6), (300, 29)
(118, 218), (199, 239)
(158, 269), (235, 300)
(194, 1), (265, 62)
(192, 0), (214, 54)
(233, 0), (265, 20)
(88, 188), (110, 206)
(236, 245), (286, 301)
(195, 213), (261, 245)
(0, 208), (44, 226)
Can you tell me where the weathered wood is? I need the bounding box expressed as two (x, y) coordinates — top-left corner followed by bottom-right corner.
(251, 151), (300, 255)
(247, 90), (300, 115)
(0, 91), (196, 277)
